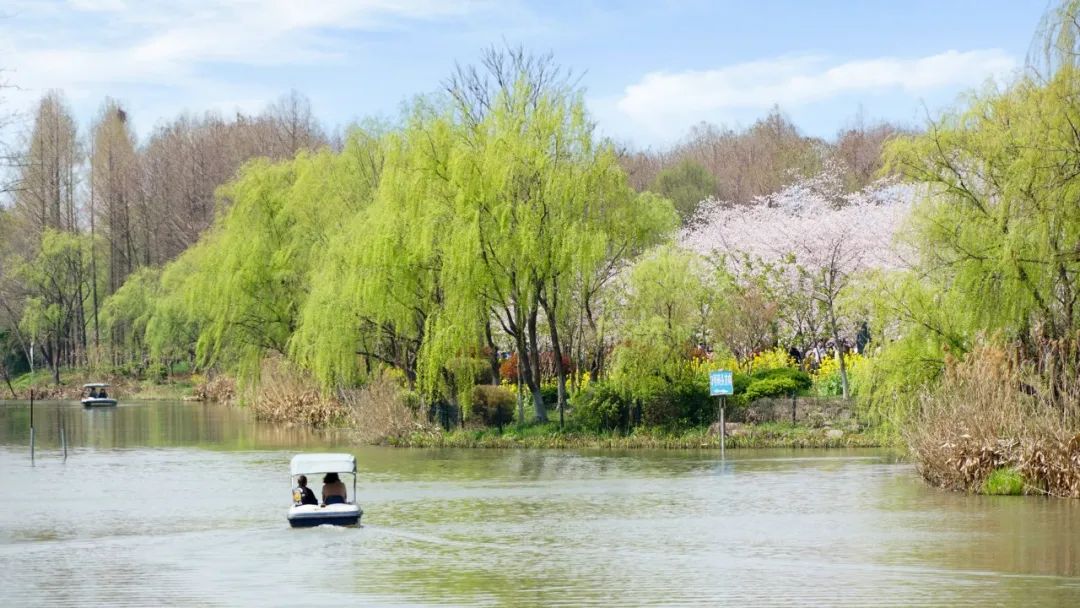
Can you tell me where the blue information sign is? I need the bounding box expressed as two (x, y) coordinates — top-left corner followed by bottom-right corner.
(710, 370), (733, 396)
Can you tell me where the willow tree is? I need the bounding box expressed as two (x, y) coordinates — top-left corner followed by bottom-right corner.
(436, 76), (676, 424)
(147, 130), (381, 377)
(608, 245), (717, 427)
(868, 14), (1080, 425)
(101, 266), (161, 367)
(886, 65), (1080, 345)
(290, 111), (449, 391)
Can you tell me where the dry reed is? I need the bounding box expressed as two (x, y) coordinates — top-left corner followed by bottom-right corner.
(907, 340), (1080, 498)
(193, 375), (237, 404)
(339, 372), (433, 443)
(248, 357), (350, 427)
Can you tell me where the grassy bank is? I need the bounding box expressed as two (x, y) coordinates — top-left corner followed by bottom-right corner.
(3, 368), (197, 401)
(385, 421), (890, 450)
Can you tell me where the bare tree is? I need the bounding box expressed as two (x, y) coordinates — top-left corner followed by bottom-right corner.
(445, 43), (580, 127)
(9, 91), (81, 238)
(260, 90), (326, 158)
(90, 100), (140, 295)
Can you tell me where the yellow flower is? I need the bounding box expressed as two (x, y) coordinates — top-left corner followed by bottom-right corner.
(747, 347), (795, 372)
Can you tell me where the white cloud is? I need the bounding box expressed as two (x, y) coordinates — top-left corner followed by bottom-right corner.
(0, 0), (490, 133)
(8, 1), (487, 83)
(614, 49), (1018, 140)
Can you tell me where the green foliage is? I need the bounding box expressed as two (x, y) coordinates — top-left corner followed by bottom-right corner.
(140, 130), (384, 381)
(982, 468), (1026, 496)
(611, 246), (713, 385)
(732, 372), (751, 395)
(602, 246), (721, 427)
(102, 267), (160, 363)
(572, 382), (631, 431)
(744, 376), (802, 401)
(146, 362), (168, 383)
(12, 230), (96, 362)
(872, 62), (1080, 425)
(885, 67), (1080, 342)
(470, 385), (515, 428)
(750, 367), (812, 390)
(539, 383), (559, 405)
(650, 159), (717, 223)
(643, 379), (713, 427)
(104, 67), (675, 413)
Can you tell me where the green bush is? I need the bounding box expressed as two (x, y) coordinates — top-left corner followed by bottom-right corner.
(634, 377), (713, 428)
(733, 372), (751, 394)
(539, 383), (559, 405)
(744, 376), (801, 401)
(572, 382), (630, 431)
(983, 468), (1025, 496)
(169, 360), (192, 376)
(470, 385), (516, 429)
(147, 362), (168, 383)
(750, 366), (811, 391)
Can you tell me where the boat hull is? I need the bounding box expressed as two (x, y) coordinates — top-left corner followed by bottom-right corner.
(81, 398), (118, 407)
(287, 503), (362, 528)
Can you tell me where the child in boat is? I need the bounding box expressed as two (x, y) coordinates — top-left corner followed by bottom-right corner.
(322, 473), (347, 505)
(293, 475), (318, 506)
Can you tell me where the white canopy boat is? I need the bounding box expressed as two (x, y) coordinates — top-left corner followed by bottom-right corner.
(81, 383), (117, 407)
(287, 453), (363, 528)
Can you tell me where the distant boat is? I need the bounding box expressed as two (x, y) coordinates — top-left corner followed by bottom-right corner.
(287, 453), (363, 528)
(81, 383), (117, 407)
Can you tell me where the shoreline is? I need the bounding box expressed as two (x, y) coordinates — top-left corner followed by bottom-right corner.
(381, 422), (891, 450)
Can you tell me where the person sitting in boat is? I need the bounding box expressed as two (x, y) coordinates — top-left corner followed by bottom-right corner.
(292, 475), (318, 506)
(98, 388), (107, 398)
(88, 387), (99, 398)
(322, 472), (347, 505)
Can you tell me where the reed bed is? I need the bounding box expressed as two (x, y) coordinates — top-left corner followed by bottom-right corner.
(192, 375), (237, 404)
(907, 341), (1080, 498)
(247, 358), (348, 427)
(339, 372), (432, 443)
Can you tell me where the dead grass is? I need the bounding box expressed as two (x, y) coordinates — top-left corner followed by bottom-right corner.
(339, 372), (433, 443)
(907, 340), (1080, 498)
(247, 357), (350, 427)
(193, 375), (237, 404)
(243, 358), (431, 438)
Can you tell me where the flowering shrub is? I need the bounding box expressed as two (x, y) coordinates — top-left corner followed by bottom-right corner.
(746, 347), (795, 373)
(811, 351), (866, 396)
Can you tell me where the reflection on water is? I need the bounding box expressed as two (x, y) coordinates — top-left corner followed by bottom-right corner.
(1, 400), (1078, 607)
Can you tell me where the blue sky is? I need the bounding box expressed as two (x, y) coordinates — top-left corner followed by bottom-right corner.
(0, 0), (1049, 148)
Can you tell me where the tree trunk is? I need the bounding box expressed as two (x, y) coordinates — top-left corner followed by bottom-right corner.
(526, 301), (546, 422)
(828, 304), (849, 400)
(539, 286), (567, 429)
(513, 329), (544, 423)
(485, 320), (500, 385)
(1, 361), (16, 399)
(51, 336), (61, 385)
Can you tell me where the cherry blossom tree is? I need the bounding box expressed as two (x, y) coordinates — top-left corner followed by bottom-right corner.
(681, 162), (913, 397)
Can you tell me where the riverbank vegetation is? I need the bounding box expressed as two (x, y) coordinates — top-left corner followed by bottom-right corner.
(3, 5), (1080, 495)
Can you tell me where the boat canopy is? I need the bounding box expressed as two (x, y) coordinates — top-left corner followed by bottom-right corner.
(290, 453), (356, 476)
(83, 383), (110, 388)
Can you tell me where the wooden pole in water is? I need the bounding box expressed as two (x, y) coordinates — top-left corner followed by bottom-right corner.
(30, 388), (35, 465)
(60, 409), (67, 461)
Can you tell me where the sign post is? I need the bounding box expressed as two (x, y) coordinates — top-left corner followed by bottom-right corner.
(709, 370), (734, 459)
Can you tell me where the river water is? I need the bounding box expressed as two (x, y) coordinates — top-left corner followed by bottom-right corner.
(0, 400), (1077, 607)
